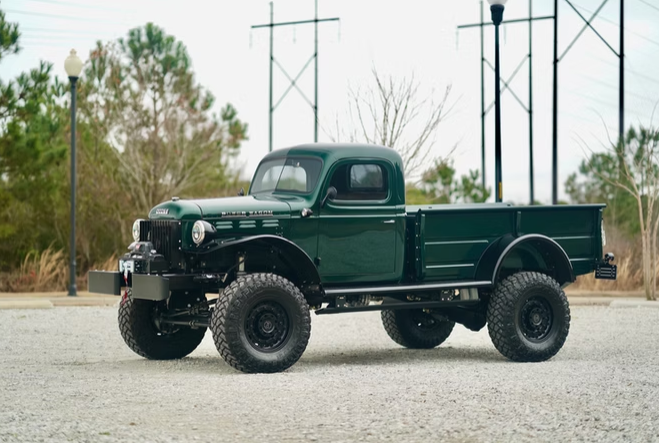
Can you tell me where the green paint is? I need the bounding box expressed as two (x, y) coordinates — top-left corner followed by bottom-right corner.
(141, 144), (607, 286)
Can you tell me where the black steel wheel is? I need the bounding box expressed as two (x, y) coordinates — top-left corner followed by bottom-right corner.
(210, 273), (311, 373)
(118, 289), (207, 360)
(381, 309), (455, 349)
(487, 271), (570, 362)
(244, 300), (291, 352)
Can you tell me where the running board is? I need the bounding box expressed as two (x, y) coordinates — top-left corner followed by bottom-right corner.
(315, 300), (481, 315)
(323, 280), (492, 296)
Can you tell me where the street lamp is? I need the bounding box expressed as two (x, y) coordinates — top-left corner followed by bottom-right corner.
(488, 0), (507, 203)
(64, 49), (82, 296)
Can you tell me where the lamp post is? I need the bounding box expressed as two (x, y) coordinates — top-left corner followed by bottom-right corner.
(65, 49), (82, 296)
(488, 0), (507, 203)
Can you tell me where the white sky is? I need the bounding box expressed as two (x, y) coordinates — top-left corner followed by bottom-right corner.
(1, 0), (659, 204)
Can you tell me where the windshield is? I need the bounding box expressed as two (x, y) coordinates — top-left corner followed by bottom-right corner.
(250, 157), (323, 195)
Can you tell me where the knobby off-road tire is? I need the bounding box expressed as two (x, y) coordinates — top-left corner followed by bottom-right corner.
(118, 290), (207, 360)
(210, 273), (311, 373)
(381, 309), (455, 349)
(487, 271), (570, 362)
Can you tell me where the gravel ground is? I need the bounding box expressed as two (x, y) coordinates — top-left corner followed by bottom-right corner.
(1, 305), (658, 443)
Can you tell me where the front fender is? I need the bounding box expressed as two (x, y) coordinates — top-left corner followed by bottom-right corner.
(195, 235), (322, 288)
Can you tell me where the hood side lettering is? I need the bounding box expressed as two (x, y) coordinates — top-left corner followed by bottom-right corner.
(221, 210), (273, 218)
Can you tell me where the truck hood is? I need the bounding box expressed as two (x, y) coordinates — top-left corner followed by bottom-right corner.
(149, 195), (292, 220)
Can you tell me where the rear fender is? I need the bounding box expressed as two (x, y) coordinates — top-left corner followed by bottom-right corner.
(475, 234), (575, 286)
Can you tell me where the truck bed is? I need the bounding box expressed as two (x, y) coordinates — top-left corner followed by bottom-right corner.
(405, 203), (605, 282)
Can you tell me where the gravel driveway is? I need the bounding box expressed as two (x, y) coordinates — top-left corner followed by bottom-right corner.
(1, 305), (658, 443)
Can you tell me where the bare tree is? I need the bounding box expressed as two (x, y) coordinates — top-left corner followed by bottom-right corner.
(333, 68), (453, 178)
(582, 126), (659, 301)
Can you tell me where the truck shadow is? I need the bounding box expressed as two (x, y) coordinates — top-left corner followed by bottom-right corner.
(106, 346), (505, 375)
(298, 346), (505, 368)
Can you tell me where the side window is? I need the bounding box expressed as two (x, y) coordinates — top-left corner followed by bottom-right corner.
(329, 163), (389, 201)
(350, 164), (384, 190)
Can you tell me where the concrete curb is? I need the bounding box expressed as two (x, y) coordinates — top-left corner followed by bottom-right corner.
(609, 299), (659, 309)
(0, 299), (54, 309)
(0, 296), (118, 309)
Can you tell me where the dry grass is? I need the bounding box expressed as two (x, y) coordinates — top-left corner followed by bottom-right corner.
(571, 227), (645, 291)
(0, 247), (117, 292)
(1, 247), (69, 292)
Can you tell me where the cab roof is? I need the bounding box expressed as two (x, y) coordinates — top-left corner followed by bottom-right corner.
(261, 143), (405, 171)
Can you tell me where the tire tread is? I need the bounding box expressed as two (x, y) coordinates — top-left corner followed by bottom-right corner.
(210, 273), (311, 373)
(487, 271), (570, 362)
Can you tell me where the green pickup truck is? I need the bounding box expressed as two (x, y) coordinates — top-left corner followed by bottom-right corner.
(89, 144), (616, 373)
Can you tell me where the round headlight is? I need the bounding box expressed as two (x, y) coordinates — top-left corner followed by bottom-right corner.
(132, 219), (142, 242)
(192, 220), (206, 245)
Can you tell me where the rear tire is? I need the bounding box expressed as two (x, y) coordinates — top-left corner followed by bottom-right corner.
(381, 309), (455, 349)
(118, 290), (207, 360)
(210, 273), (311, 373)
(487, 272), (570, 362)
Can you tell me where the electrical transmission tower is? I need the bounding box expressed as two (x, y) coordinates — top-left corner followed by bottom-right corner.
(251, 1), (340, 152)
(458, 0), (624, 205)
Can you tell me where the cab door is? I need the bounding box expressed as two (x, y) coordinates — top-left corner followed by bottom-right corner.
(316, 160), (401, 284)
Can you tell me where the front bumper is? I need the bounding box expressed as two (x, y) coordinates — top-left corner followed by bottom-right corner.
(88, 271), (223, 301)
(88, 271), (170, 300)
(88, 271), (124, 295)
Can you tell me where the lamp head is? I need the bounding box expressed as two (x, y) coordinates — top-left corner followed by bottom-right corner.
(64, 49), (83, 78)
(488, 0), (507, 25)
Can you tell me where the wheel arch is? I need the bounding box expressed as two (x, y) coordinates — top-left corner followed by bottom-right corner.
(475, 234), (575, 286)
(202, 235), (322, 293)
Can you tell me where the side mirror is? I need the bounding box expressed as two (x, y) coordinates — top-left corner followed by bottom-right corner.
(321, 186), (337, 208)
(238, 188), (245, 196)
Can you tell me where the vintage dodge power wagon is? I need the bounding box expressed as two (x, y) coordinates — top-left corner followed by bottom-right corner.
(89, 144), (616, 373)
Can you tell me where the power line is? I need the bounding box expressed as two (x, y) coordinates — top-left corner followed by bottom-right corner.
(580, 74), (659, 103)
(21, 27), (118, 36)
(585, 54), (659, 88)
(637, 0), (659, 13)
(21, 34), (107, 41)
(571, 1), (659, 48)
(3, 8), (130, 26)
(564, 88), (651, 119)
(11, 0), (136, 12)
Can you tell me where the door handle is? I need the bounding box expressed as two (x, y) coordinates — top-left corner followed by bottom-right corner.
(383, 219), (396, 224)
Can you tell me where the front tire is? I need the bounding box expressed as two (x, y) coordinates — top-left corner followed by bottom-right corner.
(210, 273), (311, 373)
(487, 272), (570, 362)
(118, 290), (207, 360)
(381, 309), (455, 349)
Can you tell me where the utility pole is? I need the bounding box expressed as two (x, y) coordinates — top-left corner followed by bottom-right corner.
(252, 1), (339, 152)
(480, 0), (486, 191)
(552, 0), (558, 204)
(528, 0), (534, 205)
(619, 0), (624, 144)
(314, 0), (319, 143)
(491, 0), (504, 203)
